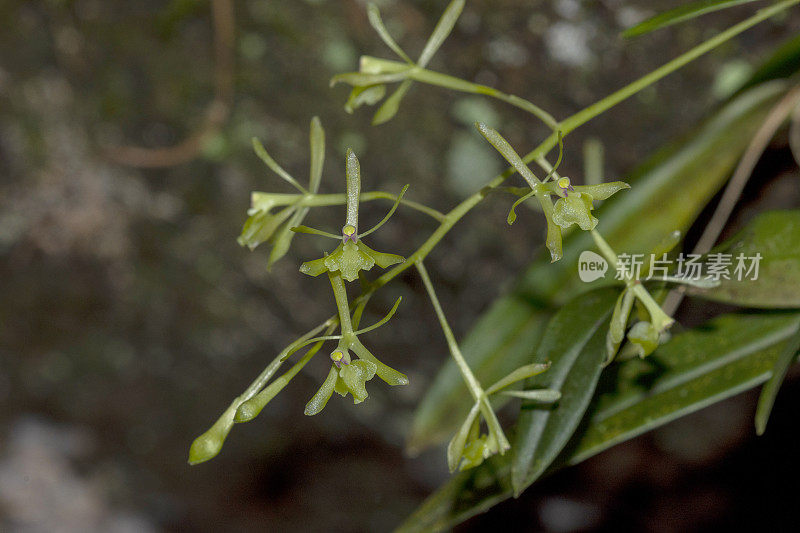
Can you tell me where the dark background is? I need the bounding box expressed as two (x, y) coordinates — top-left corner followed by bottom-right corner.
(2, 1), (799, 531)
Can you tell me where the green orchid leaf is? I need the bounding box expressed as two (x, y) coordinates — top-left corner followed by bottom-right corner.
(689, 210), (800, 307)
(623, 0), (759, 39)
(511, 288), (617, 493)
(755, 321), (800, 434)
(304, 365), (339, 416)
(418, 0), (465, 68)
(373, 79), (414, 125)
(398, 311), (800, 532)
(408, 81), (787, 455)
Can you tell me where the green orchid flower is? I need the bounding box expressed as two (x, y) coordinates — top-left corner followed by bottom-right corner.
(238, 117), (326, 269)
(475, 122), (629, 262)
(296, 149), (406, 282)
(330, 0), (465, 125)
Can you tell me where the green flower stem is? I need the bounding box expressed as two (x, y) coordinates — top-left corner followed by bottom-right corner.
(591, 229), (674, 332)
(329, 271), (355, 336)
(407, 68), (559, 131)
(416, 260), (509, 453)
(235, 323), (337, 423)
(415, 260), (483, 400)
(560, 0), (800, 136)
(187, 318), (336, 464)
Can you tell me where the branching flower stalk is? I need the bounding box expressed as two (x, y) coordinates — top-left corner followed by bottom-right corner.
(189, 0), (800, 466)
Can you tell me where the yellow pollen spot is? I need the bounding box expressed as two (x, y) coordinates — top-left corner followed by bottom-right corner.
(331, 351), (344, 362)
(342, 225), (356, 236)
(558, 177), (571, 189)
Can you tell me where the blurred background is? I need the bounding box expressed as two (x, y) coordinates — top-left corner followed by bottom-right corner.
(2, 0), (800, 531)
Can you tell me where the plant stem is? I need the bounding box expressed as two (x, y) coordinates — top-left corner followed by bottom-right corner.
(415, 260), (484, 401)
(329, 272), (354, 335)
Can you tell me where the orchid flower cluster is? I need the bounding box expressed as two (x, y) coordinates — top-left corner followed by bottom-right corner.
(189, 0), (712, 471)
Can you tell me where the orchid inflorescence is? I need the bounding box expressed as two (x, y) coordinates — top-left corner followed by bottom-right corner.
(189, 0), (710, 471)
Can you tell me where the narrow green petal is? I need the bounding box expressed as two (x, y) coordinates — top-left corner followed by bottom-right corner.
(309, 117), (325, 193)
(367, 3), (414, 63)
(252, 138), (307, 194)
(485, 362), (552, 395)
(358, 241), (405, 269)
(330, 70), (411, 88)
(475, 122), (540, 188)
(447, 401), (481, 472)
(372, 79), (414, 125)
(344, 84), (387, 113)
(354, 297), (403, 336)
(571, 181), (630, 201)
(418, 0), (465, 68)
(507, 189), (537, 225)
(351, 340), (409, 386)
(501, 389), (562, 402)
(299, 256), (332, 277)
(291, 225), (341, 239)
(304, 365), (340, 416)
(360, 184), (409, 238)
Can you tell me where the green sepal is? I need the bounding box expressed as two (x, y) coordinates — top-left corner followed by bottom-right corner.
(358, 241), (405, 269)
(351, 339), (409, 386)
(447, 401), (480, 472)
(570, 181), (630, 201)
(299, 254), (331, 277)
(344, 84), (387, 113)
(304, 365), (339, 416)
(373, 79), (413, 125)
(627, 321), (660, 358)
(238, 205), (296, 250)
(606, 288), (635, 364)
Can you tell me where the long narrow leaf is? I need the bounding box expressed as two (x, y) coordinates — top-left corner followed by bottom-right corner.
(623, 0), (760, 39)
(755, 321), (800, 434)
(397, 311), (800, 532)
